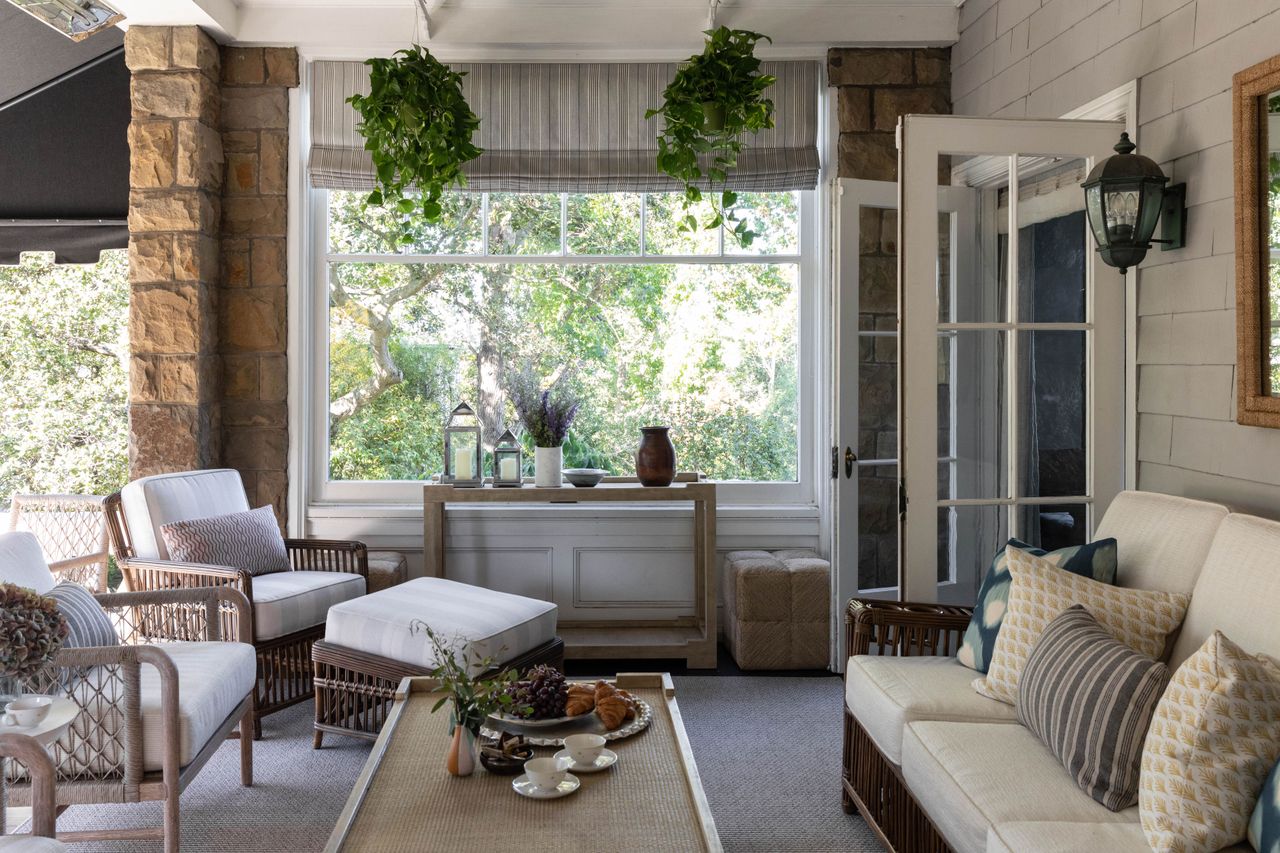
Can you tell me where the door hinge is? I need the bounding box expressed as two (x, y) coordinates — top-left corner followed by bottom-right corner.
(831, 445), (839, 480)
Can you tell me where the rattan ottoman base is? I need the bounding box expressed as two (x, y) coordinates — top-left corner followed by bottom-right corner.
(312, 637), (565, 746)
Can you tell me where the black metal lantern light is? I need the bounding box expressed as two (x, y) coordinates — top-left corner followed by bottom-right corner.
(1081, 132), (1186, 274)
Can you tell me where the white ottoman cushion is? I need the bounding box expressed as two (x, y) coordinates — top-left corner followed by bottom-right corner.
(252, 571), (366, 640)
(324, 578), (557, 674)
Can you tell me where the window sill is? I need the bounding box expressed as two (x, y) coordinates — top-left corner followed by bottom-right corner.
(305, 501), (820, 520)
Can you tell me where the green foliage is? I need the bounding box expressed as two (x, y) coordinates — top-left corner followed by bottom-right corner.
(646, 27), (776, 247)
(347, 46), (483, 234)
(410, 619), (524, 735)
(0, 251), (128, 501)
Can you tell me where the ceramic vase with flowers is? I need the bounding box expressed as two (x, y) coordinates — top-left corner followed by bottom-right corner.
(0, 581), (69, 703)
(410, 620), (528, 776)
(508, 368), (581, 488)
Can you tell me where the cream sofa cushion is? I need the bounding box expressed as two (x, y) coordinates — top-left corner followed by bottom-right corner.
(985, 821), (1252, 853)
(845, 656), (1017, 765)
(251, 570), (366, 640)
(1094, 490), (1228, 596)
(120, 469), (250, 560)
(901, 721), (1137, 853)
(0, 531), (55, 594)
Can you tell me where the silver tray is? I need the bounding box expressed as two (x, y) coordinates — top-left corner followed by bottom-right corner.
(482, 697), (651, 746)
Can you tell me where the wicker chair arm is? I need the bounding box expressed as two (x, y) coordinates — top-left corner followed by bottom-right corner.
(95, 586), (253, 644)
(0, 733), (58, 837)
(286, 538), (369, 579)
(120, 556), (248, 585)
(844, 598), (974, 658)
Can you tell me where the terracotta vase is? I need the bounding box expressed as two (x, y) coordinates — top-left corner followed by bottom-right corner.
(636, 426), (676, 487)
(446, 725), (478, 776)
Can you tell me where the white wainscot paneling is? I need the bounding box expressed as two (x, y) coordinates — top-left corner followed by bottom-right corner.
(444, 546), (553, 601)
(573, 548), (695, 609)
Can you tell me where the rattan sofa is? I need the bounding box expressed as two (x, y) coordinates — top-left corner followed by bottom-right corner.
(105, 469), (369, 737)
(2, 530), (255, 853)
(841, 490), (1277, 853)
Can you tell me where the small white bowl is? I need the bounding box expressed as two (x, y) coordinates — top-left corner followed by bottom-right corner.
(563, 468), (606, 488)
(4, 695), (52, 728)
(563, 733), (606, 765)
(524, 755), (571, 791)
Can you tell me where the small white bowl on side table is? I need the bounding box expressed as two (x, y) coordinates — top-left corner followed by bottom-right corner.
(0, 695), (78, 837)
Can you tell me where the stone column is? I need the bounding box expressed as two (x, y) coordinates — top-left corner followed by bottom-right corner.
(219, 47), (298, 519)
(125, 26), (224, 478)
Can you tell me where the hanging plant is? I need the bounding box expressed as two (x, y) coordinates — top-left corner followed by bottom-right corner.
(347, 45), (482, 238)
(646, 27), (776, 247)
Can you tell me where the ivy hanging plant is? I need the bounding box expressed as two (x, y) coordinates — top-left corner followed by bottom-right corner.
(347, 45), (482, 239)
(646, 27), (776, 247)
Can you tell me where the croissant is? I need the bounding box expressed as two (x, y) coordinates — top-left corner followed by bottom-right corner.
(596, 692), (630, 730)
(565, 684), (595, 716)
(593, 680), (615, 704)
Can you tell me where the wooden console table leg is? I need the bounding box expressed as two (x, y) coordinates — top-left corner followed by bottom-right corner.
(686, 489), (718, 670)
(423, 497), (446, 578)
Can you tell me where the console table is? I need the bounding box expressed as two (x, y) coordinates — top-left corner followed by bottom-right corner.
(423, 480), (717, 668)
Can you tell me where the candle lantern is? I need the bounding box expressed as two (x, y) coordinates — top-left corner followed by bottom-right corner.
(492, 429), (523, 488)
(443, 402), (482, 487)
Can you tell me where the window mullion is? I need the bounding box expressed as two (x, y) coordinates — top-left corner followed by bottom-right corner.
(481, 193), (490, 255)
(640, 195), (648, 256)
(560, 193), (568, 256)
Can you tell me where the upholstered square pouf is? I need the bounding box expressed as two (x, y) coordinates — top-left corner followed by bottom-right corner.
(366, 550), (408, 593)
(724, 549), (830, 670)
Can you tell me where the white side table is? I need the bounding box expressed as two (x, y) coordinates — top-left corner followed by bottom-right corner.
(0, 698), (77, 836)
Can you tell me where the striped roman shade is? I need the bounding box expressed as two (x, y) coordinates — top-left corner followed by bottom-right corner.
(1017, 605), (1169, 811)
(309, 60), (820, 193)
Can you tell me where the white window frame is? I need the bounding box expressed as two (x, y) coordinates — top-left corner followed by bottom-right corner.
(301, 186), (823, 509)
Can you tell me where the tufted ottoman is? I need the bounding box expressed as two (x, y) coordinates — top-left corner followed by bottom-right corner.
(724, 549), (831, 670)
(312, 577), (563, 745)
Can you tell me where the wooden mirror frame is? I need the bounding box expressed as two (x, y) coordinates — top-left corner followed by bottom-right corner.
(1234, 54), (1280, 427)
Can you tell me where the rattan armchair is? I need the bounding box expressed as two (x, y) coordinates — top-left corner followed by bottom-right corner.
(7, 494), (110, 593)
(5, 585), (254, 853)
(104, 472), (369, 738)
(841, 597), (972, 853)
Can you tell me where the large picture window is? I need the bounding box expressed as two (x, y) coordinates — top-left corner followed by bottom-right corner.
(317, 189), (813, 499)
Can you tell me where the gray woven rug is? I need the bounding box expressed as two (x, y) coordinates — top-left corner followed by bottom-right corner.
(24, 675), (877, 852)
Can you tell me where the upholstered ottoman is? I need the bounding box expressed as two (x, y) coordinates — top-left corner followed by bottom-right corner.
(724, 549), (830, 670)
(312, 577), (562, 745)
(366, 550), (408, 592)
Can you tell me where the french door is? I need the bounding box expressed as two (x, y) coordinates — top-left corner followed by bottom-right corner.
(897, 115), (1126, 603)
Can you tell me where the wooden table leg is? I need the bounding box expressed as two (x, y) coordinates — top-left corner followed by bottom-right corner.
(423, 498), (445, 578)
(685, 491), (718, 669)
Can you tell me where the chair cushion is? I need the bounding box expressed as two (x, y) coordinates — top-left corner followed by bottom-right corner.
(1170, 513), (1280, 669)
(251, 571), (365, 641)
(44, 582), (118, 648)
(901, 721), (1138, 853)
(139, 641), (256, 771)
(120, 469), (250, 560)
(160, 506), (290, 577)
(957, 537), (1117, 672)
(324, 577), (558, 675)
(844, 655), (1017, 765)
(974, 546), (1188, 705)
(1017, 605), (1169, 811)
(986, 821), (1250, 853)
(1094, 490), (1228, 597)
(0, 531), (55, 594)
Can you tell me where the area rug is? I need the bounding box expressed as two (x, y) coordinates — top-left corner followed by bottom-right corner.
(24, 675), (877, 852)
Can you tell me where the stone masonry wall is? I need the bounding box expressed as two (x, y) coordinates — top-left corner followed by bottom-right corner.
(125, 26), (296, 523)
(827, 47), (951, 591)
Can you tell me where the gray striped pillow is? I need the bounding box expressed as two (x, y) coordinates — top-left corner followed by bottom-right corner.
(160, 505), (291, 577)
(1017, 604), (1169, 811)
(45, 582), (118, 648)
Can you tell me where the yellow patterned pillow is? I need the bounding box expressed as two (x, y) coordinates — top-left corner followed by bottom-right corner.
(972, 546), (1188, 705)
(1140, 631), (1280, 853)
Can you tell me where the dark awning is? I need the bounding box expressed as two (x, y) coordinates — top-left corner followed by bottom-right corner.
(0, 40), (129, 265)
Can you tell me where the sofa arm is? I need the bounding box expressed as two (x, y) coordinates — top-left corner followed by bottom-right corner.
(110, 560), (254, 643)
(844, 598), (973, 658)
(286, 538), (369, 579)
(96, 585), (252, 644)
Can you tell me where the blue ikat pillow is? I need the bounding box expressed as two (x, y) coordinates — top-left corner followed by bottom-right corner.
(1249, 758), (1280, 853)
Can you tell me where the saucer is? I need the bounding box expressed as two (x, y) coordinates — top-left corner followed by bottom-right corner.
(553, 748), (618, 773)
(512, 772), (581, 799)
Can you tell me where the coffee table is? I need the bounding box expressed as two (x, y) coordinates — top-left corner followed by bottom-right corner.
(325, 673), (721, 852)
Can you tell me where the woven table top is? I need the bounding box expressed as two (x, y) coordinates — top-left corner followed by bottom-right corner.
(329, 674), (719, 853)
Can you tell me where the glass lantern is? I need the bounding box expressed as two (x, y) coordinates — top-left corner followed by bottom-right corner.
(1081, 132), (1173, 274)
(492, 429), (523, 488)
(443, 402), (482, 487)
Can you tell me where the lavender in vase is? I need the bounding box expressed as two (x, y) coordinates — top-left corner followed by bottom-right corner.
(508, 368), (581, 488)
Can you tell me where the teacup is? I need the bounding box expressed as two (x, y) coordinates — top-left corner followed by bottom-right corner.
(524, 756), (570, 791)
(563, 733), (606, 766)
(4, 695), (52, 728)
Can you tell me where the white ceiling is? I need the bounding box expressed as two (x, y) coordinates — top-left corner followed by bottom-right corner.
(109, 0), (959, 57)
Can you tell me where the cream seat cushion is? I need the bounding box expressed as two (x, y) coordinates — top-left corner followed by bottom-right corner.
(0, 838), (69, 852)
(0, 531), (56, 594)
(139, 641), (257, 771)
(845, 655), (1018, 765)
(985, 821), (1252, 853)
(901, 721), (1137, 853)
(324, 578), (557, 674)
(120, 469), (250, 560)
(251, 571), (365, 640)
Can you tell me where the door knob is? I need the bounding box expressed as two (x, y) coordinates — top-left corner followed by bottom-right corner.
(844, 447), (857, 478)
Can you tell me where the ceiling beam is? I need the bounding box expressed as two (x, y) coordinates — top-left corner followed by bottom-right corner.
(108, 0), (239, 43)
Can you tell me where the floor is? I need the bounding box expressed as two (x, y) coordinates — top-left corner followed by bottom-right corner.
(11, 651), (879, 852)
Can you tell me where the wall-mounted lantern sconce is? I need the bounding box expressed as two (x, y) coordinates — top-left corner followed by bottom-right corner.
(1081, 132), (1187, 274)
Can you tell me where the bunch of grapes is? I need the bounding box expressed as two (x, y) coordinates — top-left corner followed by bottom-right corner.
(502, 665), (569, 719)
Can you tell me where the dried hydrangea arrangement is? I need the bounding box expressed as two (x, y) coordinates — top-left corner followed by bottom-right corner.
(0, 582), (69, 698)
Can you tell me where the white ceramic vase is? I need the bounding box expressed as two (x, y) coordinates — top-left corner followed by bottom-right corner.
(534, 445), (563, 488)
